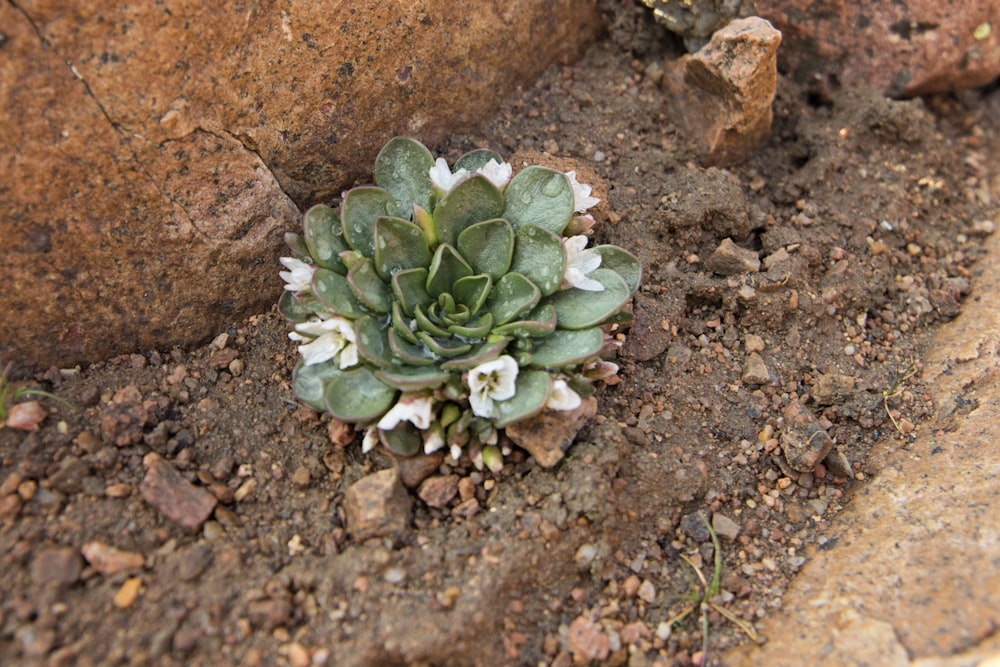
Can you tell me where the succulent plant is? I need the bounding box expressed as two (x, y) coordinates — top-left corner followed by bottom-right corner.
(279, 137), (640, 469)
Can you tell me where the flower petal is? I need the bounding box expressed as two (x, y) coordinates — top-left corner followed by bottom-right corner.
(547, 379), (582, 411)
(377, 393), (435, 431)
(298, 334), (344, 366)
(566, 171), (601, 212)
(476, 159), (513, 188)
(279, 257), (314, 292)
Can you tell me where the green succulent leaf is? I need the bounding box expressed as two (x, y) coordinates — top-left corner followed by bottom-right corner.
(391, 268), (432, 317)
(440, 337), (512, 370)
(313, 268), (366, 318)
(493, 370), (552, 428)
(323, 366), (397, 422)
(527, 327), (604, 368)
(342, 186), (394, 258)
(374, 216), (432, 281)
(486, 272), (542, 326)
(416, 332), (473, 358)
(457, 218), (515, 281)
(285, 232), (311, 259)
(446, 313), (494, 339)
(414, 304), (451, 337)
(387, 328), (437, 366)
(379, 423), (423, 456)
(454, 149), (503, 174)
(304, 204), (349, 273)
(433, 175), (505, 247)
(278, 290), (311, 324)
(292, 359), (345, 412)
(544, 268), (630, 329)
(452, 274), (492, 314)
(375, 366), (450, 391)
(592, 245), (642, 294)
(355, 315), (395, 368)
(503, 166), (574, 235)
(490, 303), (558, 337)
(426, 244), (473, 297)
(347, 258), (391, 313)
(510, 224), (565, 296)
(374, 137), (435, 217)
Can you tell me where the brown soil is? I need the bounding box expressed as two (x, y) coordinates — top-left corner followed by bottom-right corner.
(2, 8), (997, 667)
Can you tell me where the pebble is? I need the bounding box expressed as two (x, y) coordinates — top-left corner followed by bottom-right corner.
(47, 456), (91, 494)
(247, 598), (292, 632)
(680, 513), (712, 542)
(705, 238), (761, 275)
(781, 402), (836, 472)
(31, 546), (82, 587)
(505, 396), (597, 468)
(81, 541), (145, 575)
(113, 577), (142, 608)
(566, 616), (610, 662)
(139, 454), (218, 532)
(290, 466), (311, 488)
(637, 579), (657, 603)
(394, 451), (444, 489)
(811, 373), (856, 405)
(177, 544), (213, 581)
(711, 512), (741, 540)
(344, 468), (412, 542)
(5, 400), (47, 431)
(0, 493), (22, 518)
(0, 471), (24, 496)
(575, 544), (598, 570)
(742, 352), (771, 385)
(417, 475), (459, 508)
(744, 334), (765, 353)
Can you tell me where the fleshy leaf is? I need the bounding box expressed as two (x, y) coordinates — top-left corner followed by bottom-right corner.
(432, 175), (505, 247)
(457, 219), (514, 281)
(503, 166), (574, 235)
(347, 258), (391, 313)
(292, 359), (344, 411)
(593, 245), (642, 294)
(323, 366), (396, 422)
(544, 268), (630, 329)
(527, 327), (604, 368)
(416, 332), (473, 357)
(312, 268), (366, 318)
(414, 304), (451, 337)
(391, 268), (431, 317)
(387, 328), (436, 366)
(278, 290), (311, 324)
(375, 366), (450, 391)
(391, 301), (420, 344)
(285, 232), (311, 259)
(426, 244), (473, 297)
(374, 216), (431, 281)
(452, 274), (492, 314)
(490, 303), (557, 337)
(446, 312), (494, 339)
(510, 224), (565, 296)
(355, 315), (395, 368)
(440, 337), (512, 370)
(341, 186), (394, 258)
(486, 272), (541, 326)
(374, 137), (435, 217)
(493, 370), (552, 428)
(379, 423), (423, 456)
(304, 204), (349, 273)
(454, 149), (503, 173)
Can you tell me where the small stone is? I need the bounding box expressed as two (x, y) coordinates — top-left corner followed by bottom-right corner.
(575, 543), (598, 570)
(705, 238), (761, 275)
(208, 347), (239, 370)
(113, 577), (142, 608)
(742, 352), (771, 384)
(327, 418), (355, 447)
(177, 544), (213, 581)
(711, 513), (741, 540)
(344, 468), (412, 542)
(566, 616), (610, 662)
(638, 580), (657, 603)
(680, 513), (712, 542)
(811, 373), (856, 405)
(31, 546), (82, 587)
(822, 448), (853, 478)
(506, 397), (598, 468)
(247, 598), (292, 632)
(622, 574), (641, 597)
(417, 475), (460, 509)
(0, 471), (24, 496)
(744, 334), (765, 353)
(781, 402), (835, 472)
(105, 482), (132, 498)
(0, 493), (22, 519)
(5, 400), (47, 431)
(393, 451), (444, 489)
(47, 456), (91, 494)
(140, 454), (217, 532)
(286, 642), (311, 667)
(290, 466), (311, 488)
(81, 542), (145, 575)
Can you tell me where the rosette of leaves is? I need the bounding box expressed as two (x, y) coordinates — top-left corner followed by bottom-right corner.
(280, 137), (640, 467)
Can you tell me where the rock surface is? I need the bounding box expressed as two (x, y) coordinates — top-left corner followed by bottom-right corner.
(506, 397), (599, 468)
(0, 1), (603, 370)
(660, 17), (781, 166)
(139, 454), (217, 532)
(756, 0), (1000, 97)
(344, 468), (412, 542)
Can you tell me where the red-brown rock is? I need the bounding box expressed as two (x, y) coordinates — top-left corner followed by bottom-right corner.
(756, 0), (1000, 97)
(1, 1), (603, 370)
(140, 454), (217, 532)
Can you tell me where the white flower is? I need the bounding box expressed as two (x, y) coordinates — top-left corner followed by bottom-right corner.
(566, 171), (600, 213)
(377, 393), (434, 431)
(476, 159), (512, 189)
(279, 257), (314, 292)
(467, 355), (519, 418)
(291, 317), (358, 368)
(563, 236), (604, 292)
(423, 427), (445, 455)
(546, 379), (582, 411)
(429, 157), (470, 194)
(361, 427), (379, 453)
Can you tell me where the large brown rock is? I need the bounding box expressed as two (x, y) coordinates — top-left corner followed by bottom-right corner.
(756, 0), (1000, 97)
(0, 1), (603, 370)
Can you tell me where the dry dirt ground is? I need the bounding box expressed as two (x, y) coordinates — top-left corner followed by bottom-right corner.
(1, 9), (998, 667)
